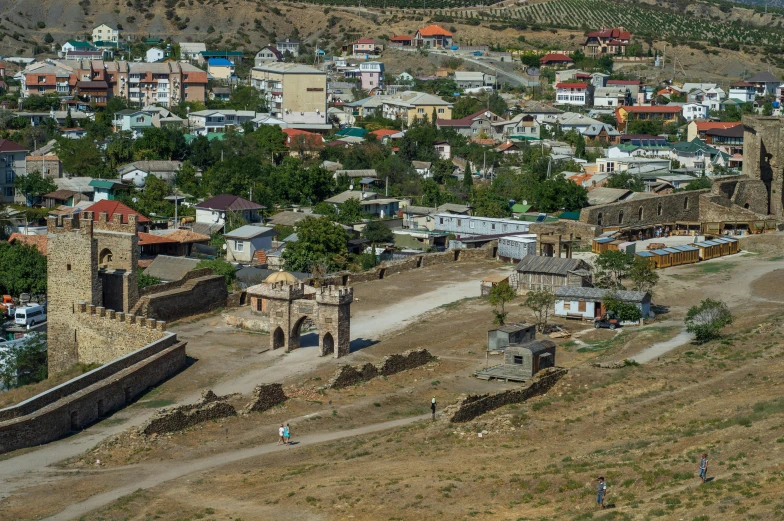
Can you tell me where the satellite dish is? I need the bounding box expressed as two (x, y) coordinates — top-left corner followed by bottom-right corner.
(222, 243), (227, 250)
(220, 212), (226, 219)
(522, 200), (528, 205)
(132, 197), (139, 203)
(349, 184), (354, 190)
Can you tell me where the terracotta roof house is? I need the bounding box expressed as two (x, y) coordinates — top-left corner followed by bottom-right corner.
(686, 120), (742, 142)
(282, 128), (324, 157)
(615, 105), (682, 131)
(8, 233), (48, 255)
(389, 35), (413, 47)
(414, 25), (453, 48)
(85, 200), (152, 230)
(582, 27), (631, 58)
(539, 53), (574, 67)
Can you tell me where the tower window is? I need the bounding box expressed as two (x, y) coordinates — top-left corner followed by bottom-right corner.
(67, 263), (72, 271)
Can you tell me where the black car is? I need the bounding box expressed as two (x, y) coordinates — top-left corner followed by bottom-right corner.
(594, 312), (621, 330)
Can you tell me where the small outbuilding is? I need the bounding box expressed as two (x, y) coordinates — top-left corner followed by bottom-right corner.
(487, 322), (536, 351)
(554, 286), (651, 324)
(224, 225), (276, 263)
(504, 340), (556, 379)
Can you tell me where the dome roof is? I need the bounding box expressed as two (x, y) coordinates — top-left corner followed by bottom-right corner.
(264, 270), (297, 284)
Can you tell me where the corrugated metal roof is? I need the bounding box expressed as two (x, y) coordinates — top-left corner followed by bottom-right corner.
(671, 245), (698, 251)
(594, 237), (615, 244)
(515, 256), (586, 275)
(142, 255), (200, 282)
(554, 286), (648, 303)
(636, 251), (654, 257)
(651, 249), (670, 255)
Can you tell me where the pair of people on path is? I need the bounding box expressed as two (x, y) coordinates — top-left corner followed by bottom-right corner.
(278, 423), (291, 445)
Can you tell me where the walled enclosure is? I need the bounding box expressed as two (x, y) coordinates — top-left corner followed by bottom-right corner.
(0, 334), (186, 454)
(328, 349), (436, 389)
(742, 115), (784, 215)
(450, 367), (567, 423)
(248, 282), (353, 358)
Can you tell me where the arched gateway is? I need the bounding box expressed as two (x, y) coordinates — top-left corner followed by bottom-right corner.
(247, 281), (353, 358)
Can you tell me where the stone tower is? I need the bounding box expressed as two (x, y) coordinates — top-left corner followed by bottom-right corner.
(315, 285), (353, 357)
(47, 211), (140, 375)
(742, 115), (784, 215)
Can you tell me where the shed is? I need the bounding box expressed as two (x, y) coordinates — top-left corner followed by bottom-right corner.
(513, 256), (591, 292)
(554, 286), (650, 323)
(694, 240), (722, 260)
(487, 322), (536, 351)
(503, 340), (556, 379)
(224, 225), (277, 263)
(480, 273), (511, 297)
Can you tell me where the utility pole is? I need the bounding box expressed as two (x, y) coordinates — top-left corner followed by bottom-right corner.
(174, 181), (178, 230)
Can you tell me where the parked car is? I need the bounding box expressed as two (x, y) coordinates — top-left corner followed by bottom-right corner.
(594, 312), (621, 330)
(15, 304), (47, 327)
(0, 295), (14, 318)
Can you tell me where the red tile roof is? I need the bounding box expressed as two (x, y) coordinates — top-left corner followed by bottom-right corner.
(436, 109), (494, 127)
(586, 27), (631, 40)
(137, 232), (175, 245)
(693, 121), (742, 131)
(390, 35), (412, 41)
(556, 82), (588, 89)
(355, 38), (375, 44)
(417, 24), (453, 37)
(0, 139), (28, 153)
(8, 233), (47, 255)
(622, 105), (682, 113)
(85, 200), (151, 223)
(282, 128), (324, 149)
(540, 53), (573, 64)
(370, 129), (400, 138)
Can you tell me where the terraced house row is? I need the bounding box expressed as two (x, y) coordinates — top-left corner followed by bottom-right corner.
(21, 59), (209, 107)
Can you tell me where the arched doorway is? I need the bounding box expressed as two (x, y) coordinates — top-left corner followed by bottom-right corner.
(98, 248), (113, 268)
(272, 327), (285, 350)
(322, 332), (334, 356)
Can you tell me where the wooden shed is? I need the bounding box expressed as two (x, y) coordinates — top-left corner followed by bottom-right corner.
(513, 256), (591, 292)
(503, 340), (556, 380)
(649, 248), (673, 268)
(670, 244), (699, 265)
(712, 237), (739, 256)
(592, 237), (620, 254)
(694, 240), (722, 261)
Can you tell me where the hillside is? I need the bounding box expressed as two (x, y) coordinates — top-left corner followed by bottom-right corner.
(1, 0), (784, 81)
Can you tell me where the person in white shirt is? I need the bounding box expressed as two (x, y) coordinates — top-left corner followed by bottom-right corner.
(278, 424), (285, 445)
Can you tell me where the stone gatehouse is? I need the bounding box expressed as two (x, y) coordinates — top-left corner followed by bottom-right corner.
(246, 281), (353, 358)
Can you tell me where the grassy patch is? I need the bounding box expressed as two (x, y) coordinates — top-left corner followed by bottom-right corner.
(136, 399), (175, 408)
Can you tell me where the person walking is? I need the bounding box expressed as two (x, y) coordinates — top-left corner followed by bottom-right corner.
(278, 424), (285, 445)
(431, 397), (437, 421)
(596, 476), (607, 509)
(284, 423), (291, 445)
(699, 453), (709, 483)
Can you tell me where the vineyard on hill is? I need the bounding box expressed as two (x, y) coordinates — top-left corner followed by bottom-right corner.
(512, 0), (783, 46)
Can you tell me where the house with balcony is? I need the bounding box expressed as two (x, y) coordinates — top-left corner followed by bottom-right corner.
(746, 71), (780, 96)
(670, 138), (729, 172)
(187, 109), (256, 135)
(359, 61), (384, 91)
(581, 123), (620, 145)
(593, 86), (630, 107)
(490, 113), (540, 140)
(454, 71), (493, 90)
(705, 125), (744, 157)
(728, 81), (756, 103)
(436, 109), (502, 138)
(254, 45), (282, 67)
(276, 38), (301, 56)
(92, 24), (119, 43)
(0, 139), (28, 204)
(352, 39), (378, 56)
(378, 91), (452, 124)
(555, 82), (594, 107)
(581, 27), (631, 58)
(702, 87), (726, 112)
(413, 25), (453, 48)
(250, 62), (328, 128)
(198, 50), (244, 65)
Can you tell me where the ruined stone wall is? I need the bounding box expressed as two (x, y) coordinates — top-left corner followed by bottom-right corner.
(449, 368), (567, 423)
(243, 384), (287, 413)
(698, 194), (765, 223)
(579, 191), (707, 227)
(0, 337), (186, 454)
(138, 268), (215, 297)
(742, 115), (784, 215)
(328, 349), (436, 389)
(140, 390), (237, 436)
(529, 221), (600, 247)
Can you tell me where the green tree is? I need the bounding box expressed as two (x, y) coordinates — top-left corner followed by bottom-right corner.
(0, 333), (47, 389)
(13, 170), (57, 206)
(685, 299), (733, 343)
(44, 33), (54, 44)
(683, 175), (712, 191)
(594, 250), (633, 290)
(602, 294), (642, 323)
(312, 201), (338, 220)
(605, 171), (645, 192)
(626, 119), (664, 136)
(336, 197), (363, 224)
(574, 131), (585, 159)
(524, 289), (555, 332)
(281, 217), (347, 273)
(432, 159), (455, 184)
(123, 175), (173, 218)
(472, 185), (511, 218)
(362, 220), (394, 266)
(487, 91), (507, 116)
(628, 256), (659, 294)
(463, 164), (473, 189)
(138, 269), (161, 289)
(0, 242), (47, 295)
(488, 282), (516, 326)
(65, 107), (74, 129)
(451, 96), (481, 119)
(197, 259), (237, 289)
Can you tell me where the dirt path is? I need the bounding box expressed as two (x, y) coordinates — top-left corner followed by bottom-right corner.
(629, 328), (693, 363)
(40, 415), (430, 521)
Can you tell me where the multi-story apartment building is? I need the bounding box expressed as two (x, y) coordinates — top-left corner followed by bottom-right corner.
(92, 24), (120, 43)
(22, 60), (208, 107)
(359, 61), (384, 91)
(0, 140), (28, 204)
(187, 110), (257, 135)
(250, 62), (327, 126)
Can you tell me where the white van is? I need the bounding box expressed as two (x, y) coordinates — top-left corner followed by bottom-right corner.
(15, 304), (47, 326)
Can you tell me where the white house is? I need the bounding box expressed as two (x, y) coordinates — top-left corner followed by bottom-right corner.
(681, 102), (709, 121)
(554, 287), (651, 324)
(593, 86), (629, 108)
(146, 47), (165, 63)
(195, 194), (264, 227)
(728, 81), (756, 103)
(435, 140), (451, 160)
(702, 87), (725, 112)
(179, 42), (207, 61)
(224, 225), (277, 263)
(187, 109), (257, 135)
(555, 83), (593, 107)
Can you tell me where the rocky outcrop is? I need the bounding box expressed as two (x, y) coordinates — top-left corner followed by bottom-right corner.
(328, 349), (436, 389)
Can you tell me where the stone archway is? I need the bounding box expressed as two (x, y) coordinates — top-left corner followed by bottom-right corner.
(322, 332), (335, 356)
(272, 327), (285, 350)
(98, 248), (113, 268)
